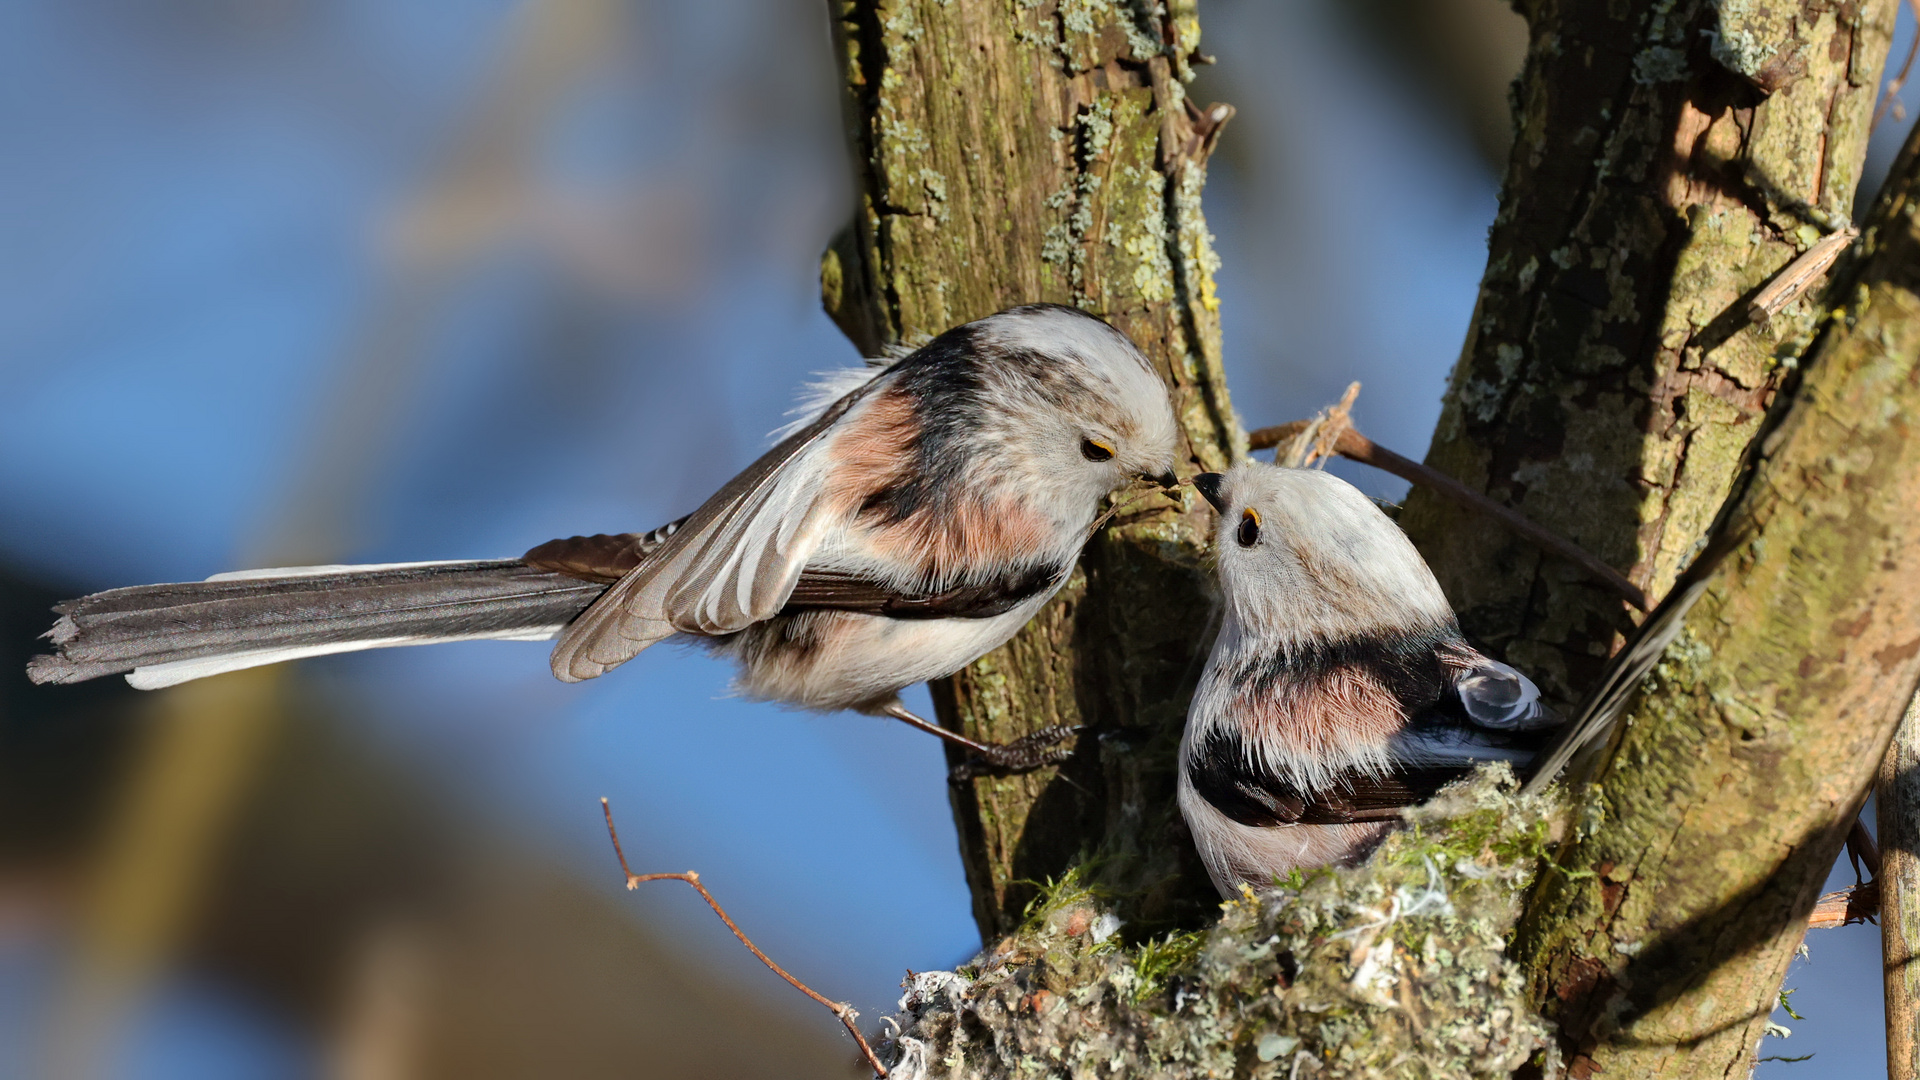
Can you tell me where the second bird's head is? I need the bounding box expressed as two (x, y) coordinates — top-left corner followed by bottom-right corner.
(1191, 462), (1454, 642)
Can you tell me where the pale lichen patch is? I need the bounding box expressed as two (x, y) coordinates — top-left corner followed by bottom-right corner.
(880, 767), (1560, 1079)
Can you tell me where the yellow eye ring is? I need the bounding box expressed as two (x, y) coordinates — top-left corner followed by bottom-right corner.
(1236, 508), (1261, 547)
(1080, 437), (1116, 462)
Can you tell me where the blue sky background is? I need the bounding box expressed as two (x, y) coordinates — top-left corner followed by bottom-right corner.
(1, 0), (1911, 1075)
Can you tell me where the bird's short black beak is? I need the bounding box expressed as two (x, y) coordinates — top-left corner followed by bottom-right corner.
(1142, 469), (1179, 490)
(1193, 472), (1227, 512)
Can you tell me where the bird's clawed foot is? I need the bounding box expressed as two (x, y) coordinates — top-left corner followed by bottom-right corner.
(875, 700), (1081, 780)
(948, 724), (1081, 780)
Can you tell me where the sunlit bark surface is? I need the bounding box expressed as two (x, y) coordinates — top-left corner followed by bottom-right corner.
(824, 0), (1240, 939)
(1515, 112), (1920, 1080)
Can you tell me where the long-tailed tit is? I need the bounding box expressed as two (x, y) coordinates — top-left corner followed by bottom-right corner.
(1177, 462), (1565, 895)
(29, 304), (1179, 772)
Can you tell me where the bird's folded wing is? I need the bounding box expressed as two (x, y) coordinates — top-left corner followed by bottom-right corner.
(778, 562), (1067, 619)
(1394, 657), (1559, 771)
(1197, 756), (1470, 827)
(776, 568), (898, 613)
(1295, 768), (1475, 824)
(547, 383), (879, 682)
(522, 516), (693, 583)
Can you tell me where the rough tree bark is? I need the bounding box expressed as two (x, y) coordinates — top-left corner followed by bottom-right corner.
(1510, 115), (1920, 1078)
(1881, 692), (1920, 1080)
(1398, 0), (1896, 707)
(823, 0), (1238, 939)
(1387, 2), (1912, 1076)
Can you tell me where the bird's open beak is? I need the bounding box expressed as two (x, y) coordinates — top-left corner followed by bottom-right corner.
(1193, 472), (1227, 512)
(1141, 469), (1180, 490)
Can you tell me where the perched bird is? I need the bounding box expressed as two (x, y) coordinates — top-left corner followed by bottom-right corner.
(1177, 462), (1564, 895)
(28, 304), (1180, 772)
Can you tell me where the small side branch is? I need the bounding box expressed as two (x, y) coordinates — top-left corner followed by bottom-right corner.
(1849, 816), (1883, 882)
(1809, 882), (1881, 930)
(1247, 408), (1650, 612)
(1747, 225), (1859, 324)
(599, 799), (887, 1078)
(1806, 815), (1884, 930)
(1874, 0), (1920, 131)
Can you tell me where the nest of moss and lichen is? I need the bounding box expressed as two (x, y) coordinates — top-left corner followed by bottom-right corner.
(879, 764), (1563, 1079)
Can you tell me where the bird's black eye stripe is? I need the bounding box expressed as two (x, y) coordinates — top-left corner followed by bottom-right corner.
(1080, 437), (1115, 462)
(1236, 508), (1261, 547)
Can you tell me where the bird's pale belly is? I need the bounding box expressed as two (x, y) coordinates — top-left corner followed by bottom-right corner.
(1176, 775), (1394, 894)
(705, 595), (1051, 713)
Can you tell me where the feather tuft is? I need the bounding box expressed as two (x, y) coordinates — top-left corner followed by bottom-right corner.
(769, 362), (897, 442)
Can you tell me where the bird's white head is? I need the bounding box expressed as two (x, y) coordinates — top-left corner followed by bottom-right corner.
(1193, 462), (1454, 648)
(960, 304), (1180, 501)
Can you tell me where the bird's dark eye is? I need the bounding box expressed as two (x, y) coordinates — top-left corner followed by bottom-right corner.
(1080, 437), (1115, 462)
(1236, 508), (1261, 547)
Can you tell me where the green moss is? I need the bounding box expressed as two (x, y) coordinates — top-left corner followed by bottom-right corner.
(880, 766), (1561, 1079)
(1126, 929), (1207, 1003)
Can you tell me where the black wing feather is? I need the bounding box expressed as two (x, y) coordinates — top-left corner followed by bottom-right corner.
(779, 562), (1067, 619)
(1187, 727), (1469, 826)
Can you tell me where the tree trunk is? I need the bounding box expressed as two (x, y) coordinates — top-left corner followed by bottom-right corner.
(823, 0), (1239, 940)
(1510, 116), (1920, 1079)
(1393, 3), (1905, 1072)
(1398, 0), (1896, 707)
(1882, 691), (1920, 1080)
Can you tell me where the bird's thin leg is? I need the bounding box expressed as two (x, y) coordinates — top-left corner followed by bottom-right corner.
(879, 700), (997, 754)
(877, 700), (1080, 778)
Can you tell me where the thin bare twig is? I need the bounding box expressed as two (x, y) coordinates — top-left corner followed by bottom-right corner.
(1806, 815), (1882, 929)
(1849, 816), (1884, 884)
(1873, 0), (1920, 132)
(1246, 414), (1651, 612)
(1810, 881), (1881, 930)
(599, 799), (887, 1078)
(1265, 383), (1360, 469)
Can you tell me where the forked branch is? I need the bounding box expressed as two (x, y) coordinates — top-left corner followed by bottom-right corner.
(599, 798), (887, 1077)
(1248, 397), (1650, 612)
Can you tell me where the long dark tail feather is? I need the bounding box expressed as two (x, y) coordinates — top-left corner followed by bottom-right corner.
(26, 560), (610, 689)
(1519, 518), (1754, 794)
